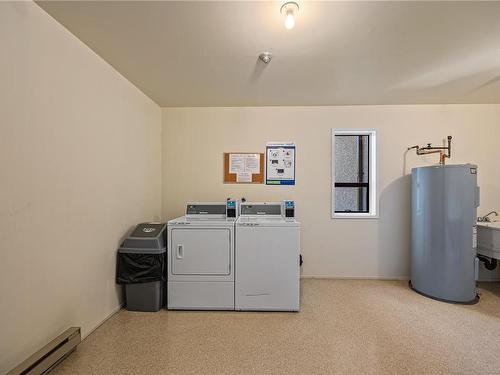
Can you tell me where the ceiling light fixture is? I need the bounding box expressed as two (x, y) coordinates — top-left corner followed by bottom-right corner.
(280, 2), (299, 30)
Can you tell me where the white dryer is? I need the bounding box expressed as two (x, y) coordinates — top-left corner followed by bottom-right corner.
(167, 201), (237, 310)
(235, 201), (300, 311)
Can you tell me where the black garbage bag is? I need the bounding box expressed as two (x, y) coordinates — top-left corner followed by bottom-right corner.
(116, 252), (165, 284)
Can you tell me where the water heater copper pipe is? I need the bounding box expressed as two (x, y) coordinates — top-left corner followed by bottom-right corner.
(408, 135), (453, 164)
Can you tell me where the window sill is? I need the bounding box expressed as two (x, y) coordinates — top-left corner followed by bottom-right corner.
(332, 213), (379, 219)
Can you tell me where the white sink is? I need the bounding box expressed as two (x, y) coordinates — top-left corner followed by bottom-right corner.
(477, 221), (500, 260)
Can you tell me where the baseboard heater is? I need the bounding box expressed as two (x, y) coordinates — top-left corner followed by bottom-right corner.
(7, 327), (81, 375)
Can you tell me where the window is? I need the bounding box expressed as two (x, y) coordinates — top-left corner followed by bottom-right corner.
(332, 129), (377, 218)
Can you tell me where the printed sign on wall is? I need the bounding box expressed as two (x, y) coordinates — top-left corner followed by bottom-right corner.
(266, 142), (296, 185)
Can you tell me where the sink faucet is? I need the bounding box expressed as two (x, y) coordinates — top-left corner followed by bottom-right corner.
(479, 211), (498, 222)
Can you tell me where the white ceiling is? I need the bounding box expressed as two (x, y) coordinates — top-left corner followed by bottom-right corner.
(37, 1), (500, 107)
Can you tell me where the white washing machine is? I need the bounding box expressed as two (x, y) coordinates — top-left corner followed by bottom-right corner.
(167, 201), (237, 310)
(235, 201), (300, 311)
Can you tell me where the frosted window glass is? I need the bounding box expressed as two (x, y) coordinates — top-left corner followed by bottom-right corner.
(335, 136), (359, 183)
(335, 187), (368, 212)
(335, 135), (369, 183)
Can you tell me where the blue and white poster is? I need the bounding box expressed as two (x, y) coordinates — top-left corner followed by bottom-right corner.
(266, 142), (296, 185)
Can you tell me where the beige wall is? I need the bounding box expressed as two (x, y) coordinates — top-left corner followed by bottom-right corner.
(0, 3), (161, 372)
(162, 105), (500, 279)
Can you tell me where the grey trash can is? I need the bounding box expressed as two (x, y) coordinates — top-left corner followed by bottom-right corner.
(116, 223), (167, 312)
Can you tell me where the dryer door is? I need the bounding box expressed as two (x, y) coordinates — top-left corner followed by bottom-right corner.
(171, 228), (231, 275)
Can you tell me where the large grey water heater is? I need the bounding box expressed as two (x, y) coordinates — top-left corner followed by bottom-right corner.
(410, 164), (480, 303)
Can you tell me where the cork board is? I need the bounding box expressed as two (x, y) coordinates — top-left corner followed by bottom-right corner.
(223, 153), (265, 184)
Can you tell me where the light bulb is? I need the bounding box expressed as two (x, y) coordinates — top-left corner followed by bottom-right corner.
(281, 2), (299, 30)
(284, 12), (295, 29)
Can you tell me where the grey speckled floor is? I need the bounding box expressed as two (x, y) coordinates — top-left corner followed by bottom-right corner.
(51, 279), (500, 375)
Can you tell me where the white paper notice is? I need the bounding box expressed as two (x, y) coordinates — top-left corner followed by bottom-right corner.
(236, 172), (252, 183)
(244, 154), (260, 174)
(229, 154), (245, 173)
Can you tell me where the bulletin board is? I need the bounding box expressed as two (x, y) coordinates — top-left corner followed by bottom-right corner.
(223, 153), (265, 184)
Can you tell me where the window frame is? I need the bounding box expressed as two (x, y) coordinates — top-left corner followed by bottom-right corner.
(331, 129), (378, 219)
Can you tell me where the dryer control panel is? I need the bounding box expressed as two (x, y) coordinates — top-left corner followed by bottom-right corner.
(283, 200), (295, 218)
(186, 203), (226, 218)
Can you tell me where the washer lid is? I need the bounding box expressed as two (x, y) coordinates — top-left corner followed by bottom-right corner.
(236, 216), (299, 227)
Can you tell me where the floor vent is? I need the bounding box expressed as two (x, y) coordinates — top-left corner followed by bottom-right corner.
(7, 327), (81, 375)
